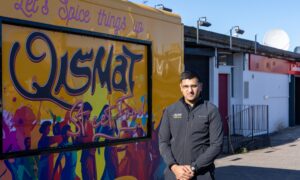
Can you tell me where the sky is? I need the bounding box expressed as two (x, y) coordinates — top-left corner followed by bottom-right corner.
(129, 0), (300, 52)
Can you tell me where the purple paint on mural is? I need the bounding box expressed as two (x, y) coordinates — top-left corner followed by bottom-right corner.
(14, 0), (39, 18)
(41, 0), (49, 15)
(58, 0), (91, 25)
(133, 21), (144, 34)
(14, 0), (49, 17)
(97, 9), (127, 35)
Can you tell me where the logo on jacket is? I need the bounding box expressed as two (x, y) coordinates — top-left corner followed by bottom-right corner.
(173, 113), (182, 119)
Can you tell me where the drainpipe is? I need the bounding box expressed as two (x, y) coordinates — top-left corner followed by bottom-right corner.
(254, 34), (257, 54)
(230, 29), (232, 49)
(197, 20), (199, 44)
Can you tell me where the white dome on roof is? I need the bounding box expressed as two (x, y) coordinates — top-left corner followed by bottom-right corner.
(263, 29), (290, 50)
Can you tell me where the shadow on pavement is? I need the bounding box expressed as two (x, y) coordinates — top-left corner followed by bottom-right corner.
(215, 165), (300, 180)
(270, 126), (300, 147)
(221, 126), (300, 155)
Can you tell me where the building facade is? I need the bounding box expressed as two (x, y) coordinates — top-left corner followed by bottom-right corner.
(184, 26), (300, 134)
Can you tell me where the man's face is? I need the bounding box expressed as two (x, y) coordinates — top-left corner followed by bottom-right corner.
(180, 77), (202, 104)
(83, 110), (91, 121)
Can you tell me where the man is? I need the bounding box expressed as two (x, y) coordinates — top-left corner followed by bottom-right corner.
(159, 71), (223, 180)
(78, 102), (97, 180)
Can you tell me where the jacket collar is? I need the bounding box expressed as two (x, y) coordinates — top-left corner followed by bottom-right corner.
(180, 97), (204, 112)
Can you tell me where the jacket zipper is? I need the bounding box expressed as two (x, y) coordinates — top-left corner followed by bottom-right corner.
(183, 110), (190, 164)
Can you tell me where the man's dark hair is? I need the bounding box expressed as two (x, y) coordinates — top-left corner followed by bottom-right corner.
(39, 121), (52, 134)
(83, 102), (93, 111)
(180, 71), (201, 83)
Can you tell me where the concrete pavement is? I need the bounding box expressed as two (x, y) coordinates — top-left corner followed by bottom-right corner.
(215, 126), (300, 180)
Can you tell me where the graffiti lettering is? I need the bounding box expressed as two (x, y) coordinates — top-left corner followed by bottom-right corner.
(58, 0), (91, 25)
(14, 0), (49, 17)
(9, 32), (143, 109)
(14, 0), (39, 18)
(97, 9), (126, 35)
(41, 0), (49, 15)
(133, 21), (144, 34)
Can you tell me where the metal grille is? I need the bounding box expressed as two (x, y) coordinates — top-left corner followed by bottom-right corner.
(223, 104), (269, 154)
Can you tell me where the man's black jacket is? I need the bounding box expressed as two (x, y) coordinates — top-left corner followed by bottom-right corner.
(159, 98), (223, 176)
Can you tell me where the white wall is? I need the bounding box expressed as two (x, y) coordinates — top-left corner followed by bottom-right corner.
(243, 65), (289, 133)
(209, 49), (219, 106)
(231, 53), (244, 106)
(210, 52), (289, 133)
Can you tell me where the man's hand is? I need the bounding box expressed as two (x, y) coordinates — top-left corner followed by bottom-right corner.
(171, 164), (194, 180)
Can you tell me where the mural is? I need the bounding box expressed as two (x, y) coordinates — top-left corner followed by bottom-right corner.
(1, 22), (155, 179)
(0, 124), (164, 180)
(2, 23), (150, 154)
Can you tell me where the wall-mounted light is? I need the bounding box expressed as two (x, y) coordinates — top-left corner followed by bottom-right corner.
(154, 4), (172, 12)
(197, 17), (211, 44)
(230, 26), (245, 49)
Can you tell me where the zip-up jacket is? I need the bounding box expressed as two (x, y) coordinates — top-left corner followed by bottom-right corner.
(159, 98), (223, 178)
